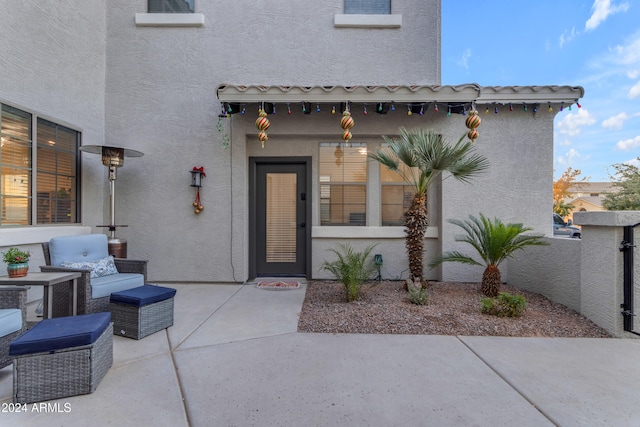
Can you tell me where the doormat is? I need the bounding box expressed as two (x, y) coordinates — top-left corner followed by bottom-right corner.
(256, 280), (300, 289)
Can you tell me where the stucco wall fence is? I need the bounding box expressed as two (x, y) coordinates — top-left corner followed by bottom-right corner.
(508, 211), (640, 338)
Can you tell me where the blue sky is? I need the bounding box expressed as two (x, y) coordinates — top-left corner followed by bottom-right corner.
(442, 0), (640, 182)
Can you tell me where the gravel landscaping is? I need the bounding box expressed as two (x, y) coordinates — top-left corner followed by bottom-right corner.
(298, 280), (611, 337)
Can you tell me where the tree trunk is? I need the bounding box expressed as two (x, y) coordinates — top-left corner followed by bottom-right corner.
(404, 193), (428, 288)
(481, 264), (502, 297)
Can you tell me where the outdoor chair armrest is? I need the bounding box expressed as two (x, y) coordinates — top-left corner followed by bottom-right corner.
(114, 258), (148, 281)
(39, 265), (92, 278)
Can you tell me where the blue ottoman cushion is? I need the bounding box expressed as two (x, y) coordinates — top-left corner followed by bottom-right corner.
(110, 285), (176, 307)
(9, 312), (111, 356)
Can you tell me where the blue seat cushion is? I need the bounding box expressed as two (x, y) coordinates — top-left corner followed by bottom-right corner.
(91, 273), (145, 299)
(9, 312), (111, 356)
(110, 285), (177, 307)
(0, 309), (22, 337)
(49, 234), (110, 267)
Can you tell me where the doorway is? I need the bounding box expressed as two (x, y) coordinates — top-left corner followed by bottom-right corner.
(250, 158), (311, 278)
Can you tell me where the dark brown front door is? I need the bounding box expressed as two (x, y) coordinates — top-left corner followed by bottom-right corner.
(252, 160), (309, 277)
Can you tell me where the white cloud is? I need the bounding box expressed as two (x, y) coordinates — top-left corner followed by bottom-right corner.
(616, 135), (640, 150)
(602, 112), (629, 130)
(559, 27), (578, 48)
(629, 80), (640, 98)
(457, 48), (471, 71)
(585, 0), (630, 31)
(626, 157), (640, 167)
(557, 108), (597, 137)
(556, 148), (581, 166)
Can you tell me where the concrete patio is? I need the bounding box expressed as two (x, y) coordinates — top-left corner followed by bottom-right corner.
(1, 282), (639, 426)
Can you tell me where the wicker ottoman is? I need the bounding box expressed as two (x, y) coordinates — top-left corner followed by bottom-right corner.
(109, 285), (176, 340)
(9, 312), (113, 404)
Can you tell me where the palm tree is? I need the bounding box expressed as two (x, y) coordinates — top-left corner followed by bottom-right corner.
(369, 127), (489, 286)
(430, 214), (547, 297)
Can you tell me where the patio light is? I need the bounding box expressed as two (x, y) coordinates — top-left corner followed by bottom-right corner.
(79, 145), (144, 258)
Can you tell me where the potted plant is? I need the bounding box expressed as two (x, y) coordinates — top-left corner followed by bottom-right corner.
(2, 247), (31, 278)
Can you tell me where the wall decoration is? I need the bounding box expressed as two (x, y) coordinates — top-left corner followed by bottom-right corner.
(465, 109), (481, 142)
(191, 166), (205, 214)
(255, 108), (271, 148)
(340, 108), (354, 142)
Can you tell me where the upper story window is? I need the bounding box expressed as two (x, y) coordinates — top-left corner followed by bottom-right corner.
(319, 142), (367, 226)
(0, 103), (80, 226)
(345, 0), (391, 14)
(335, 0), (400, 28)
(148, 0), (194, 13)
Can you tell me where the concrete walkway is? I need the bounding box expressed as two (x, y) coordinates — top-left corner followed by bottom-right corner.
(1, 282), (640, 426)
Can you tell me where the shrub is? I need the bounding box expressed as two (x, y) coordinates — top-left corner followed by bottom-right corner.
(406, 278), (428, 305)
(481, 292), (526, 317)
(321, 243), (377, 302)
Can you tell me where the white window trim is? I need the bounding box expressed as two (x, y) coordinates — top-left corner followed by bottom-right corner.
(0, 226), (91, 246)
(334, 14), (402, 28)
(135, 13), (205, 27)
(312, 226), (438, 239)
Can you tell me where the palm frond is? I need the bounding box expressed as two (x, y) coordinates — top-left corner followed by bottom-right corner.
(429, 251), (482, 268)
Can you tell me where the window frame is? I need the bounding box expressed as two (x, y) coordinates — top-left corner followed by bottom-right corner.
(378, 143), (420, 227)
(344, 0), (391, 14)
(319, 142), (368, 226)
(148, 0), (195, 13)
(0, 102), (81, 227)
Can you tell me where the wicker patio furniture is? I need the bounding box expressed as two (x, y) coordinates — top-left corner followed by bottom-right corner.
(0, 286), (28, 369)
(110, 284), (176, 339)
(40, 234), (148, 316)
(10, 312), (113, 403)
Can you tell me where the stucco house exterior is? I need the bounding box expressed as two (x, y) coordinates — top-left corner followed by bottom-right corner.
(0, 1), (583, 285)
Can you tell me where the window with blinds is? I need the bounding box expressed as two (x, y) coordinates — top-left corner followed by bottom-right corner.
(0, 103), (80, 226)
(36, 119), (79, 224)
(319, 142), (367, 226)
(148, 0), (194, 13)
(0, 105), (32, 225)
(344, 0), (391, 14)
(266, 173), (297, 263)
(379, 145), (419, 226)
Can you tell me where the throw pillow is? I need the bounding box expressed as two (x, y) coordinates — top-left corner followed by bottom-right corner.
(61, 256), (119, 279)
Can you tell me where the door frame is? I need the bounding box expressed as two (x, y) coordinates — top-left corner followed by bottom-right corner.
(248, 157), (312, 279)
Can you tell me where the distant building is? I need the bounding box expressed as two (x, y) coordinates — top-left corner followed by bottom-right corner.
(566, 182), (618, 221)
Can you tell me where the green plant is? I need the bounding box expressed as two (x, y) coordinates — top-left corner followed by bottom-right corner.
(2, 247), (30, 264)
(481, 292), (526, 317)
(369, 127), (489, 286)
(429, 213), (547, 297)
(321, 243), (377, 302)
(407, 280), (429, 305)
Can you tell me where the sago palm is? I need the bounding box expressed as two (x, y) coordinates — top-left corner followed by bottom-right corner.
(430, 214), (547, 297)
(369, 127), (489, 286)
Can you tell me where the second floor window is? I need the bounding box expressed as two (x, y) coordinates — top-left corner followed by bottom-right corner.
(344, 0), (391, 14)
(319, 142), (367, 226)
(148, 0), (194, 13)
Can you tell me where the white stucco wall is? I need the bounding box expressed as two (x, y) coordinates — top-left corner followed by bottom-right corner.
(100, 0), (442, 282)
(507, 237), (582, 312)
(1, 1), (567, 285)
(439, 110), (556, 282)
(0, 1), (107, 231)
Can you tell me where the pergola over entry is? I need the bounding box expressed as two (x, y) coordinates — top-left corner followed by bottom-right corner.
(216, 84), (585, 111)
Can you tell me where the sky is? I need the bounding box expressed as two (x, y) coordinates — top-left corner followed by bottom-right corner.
(441, 0), (640, 182)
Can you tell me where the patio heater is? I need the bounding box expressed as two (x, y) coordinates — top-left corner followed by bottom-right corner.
(79, 145), (144, 258)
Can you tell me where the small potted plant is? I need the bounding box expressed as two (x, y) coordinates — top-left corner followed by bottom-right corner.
(2, 247), (31, 278)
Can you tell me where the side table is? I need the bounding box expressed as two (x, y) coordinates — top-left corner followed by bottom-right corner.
(0, 272), (82, 319)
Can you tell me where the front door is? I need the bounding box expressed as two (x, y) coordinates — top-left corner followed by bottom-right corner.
(252, 159), (309, 277)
